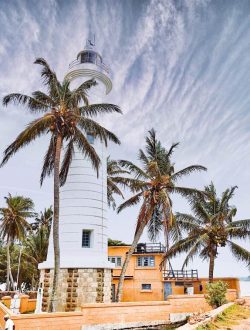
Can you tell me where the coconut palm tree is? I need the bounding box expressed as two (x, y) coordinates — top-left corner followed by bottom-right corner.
(107, 157), (141, 209)
(1, 58), (121, 311)
(22, 225), (50, 288)
(31, 206), (53, 232)
(115, 129), (207, 301)
(0, 194), (34, 290)
(163, 183), (250, 282)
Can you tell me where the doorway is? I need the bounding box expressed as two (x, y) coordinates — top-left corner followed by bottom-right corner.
(164, 282), (172, 300)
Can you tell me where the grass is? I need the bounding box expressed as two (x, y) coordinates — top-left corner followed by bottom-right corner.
(196, 304), (250, 329)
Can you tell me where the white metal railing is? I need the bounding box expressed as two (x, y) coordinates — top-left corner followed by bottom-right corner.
(68, 59), (110, 74)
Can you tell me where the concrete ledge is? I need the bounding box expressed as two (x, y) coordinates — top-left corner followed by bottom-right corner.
(81, 301), (171, 309)
(82, 320), (171, 330)
(177, 302), (234, 329)
(168, 294), (205, 299)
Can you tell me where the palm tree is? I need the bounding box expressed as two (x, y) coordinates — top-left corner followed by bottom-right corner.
(163, 183), (250, 282)
(31, 206), (53, 232)
(107, 157), (140, 209)
(1, 58), (121, 311)
(0, 194), (34, 290)
(115, 129), (206, 301)
(22, 225), (50, 289)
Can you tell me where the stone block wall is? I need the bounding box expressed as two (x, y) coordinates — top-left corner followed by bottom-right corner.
(39, 268), (112, 312)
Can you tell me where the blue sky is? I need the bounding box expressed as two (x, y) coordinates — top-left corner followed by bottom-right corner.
(0, 0), (250, 277)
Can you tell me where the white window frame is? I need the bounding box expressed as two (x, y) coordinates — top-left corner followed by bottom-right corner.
(137, 256), (155, 267)
(108, 256), (122, 267)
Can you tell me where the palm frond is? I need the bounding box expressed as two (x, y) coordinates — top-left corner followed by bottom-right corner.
(160, 235), (199, 268)
(81, 103), (122, 117)
(147, 206), (163, 242)
(34, 58), (61, 97)
(175, 212), (203, 232)
(220, 186), (238, 211)
(117, 191), (144, 213)
(182, 235), (206, 268)
(1, 115), (53, 166)
(69, 79), (96, 106)
(77, 117), (121, 147)
(166, 142), (179, 158)
(73, 127), (100, 176)
(229, 219), (250, 230)
(111, 177), (148, 193)
(227, 240), (250, 265)
(118, 160), (149, 180)
(3, 93), (49, 112)
(169, 186), (205, 198)
(171, 165), (207, 182)
(32, 91), (56, 107)
(40, 136), (56, 186)
(59, 139), (75, 186)
(138, 149), (149, 168)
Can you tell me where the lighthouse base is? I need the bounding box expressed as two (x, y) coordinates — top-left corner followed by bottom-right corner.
(39, 268), (112, 312)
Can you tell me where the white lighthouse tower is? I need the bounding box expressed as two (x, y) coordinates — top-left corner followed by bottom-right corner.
(38, 36), (114, 312)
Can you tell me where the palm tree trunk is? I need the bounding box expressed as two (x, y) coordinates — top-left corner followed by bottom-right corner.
(49, 134), (62, 312)
(6, 241), (10, 291)
(209, 248), (216, 283)
(16, 244), (23, 290)
(116, 223), (145, 302)
(6, 241), (15, 291)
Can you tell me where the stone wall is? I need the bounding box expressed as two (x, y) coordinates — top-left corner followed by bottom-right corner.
(39, 268), (112, 312)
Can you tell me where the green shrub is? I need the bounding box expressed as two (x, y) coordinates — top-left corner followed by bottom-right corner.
(205, 281), (228, 308)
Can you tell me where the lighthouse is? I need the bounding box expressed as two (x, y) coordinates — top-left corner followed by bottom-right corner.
(38, 36), (113, 312)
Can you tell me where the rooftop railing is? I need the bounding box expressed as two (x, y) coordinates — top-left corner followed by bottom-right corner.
(68, 59), (110, 74)
(162, 269), (198, 280)
(133, 243), (166, 254)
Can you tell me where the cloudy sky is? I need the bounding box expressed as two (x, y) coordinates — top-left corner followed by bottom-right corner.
(0, 0), (250, 277)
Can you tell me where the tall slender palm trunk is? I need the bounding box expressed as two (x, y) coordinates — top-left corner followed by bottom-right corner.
(49, 134), (62, 312)
(209, 247), (216, 283)
(6, 241), (10, 291)
(115, 223), (145, 302)
(6, 241), (15, 291)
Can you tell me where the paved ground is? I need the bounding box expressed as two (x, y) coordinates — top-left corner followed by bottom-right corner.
(226, 297), (250, 330)
(230, 318), (250, 330)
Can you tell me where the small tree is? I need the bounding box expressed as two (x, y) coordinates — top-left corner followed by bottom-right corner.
(206, 281), (228, 308)
(108, 239), (128, 246)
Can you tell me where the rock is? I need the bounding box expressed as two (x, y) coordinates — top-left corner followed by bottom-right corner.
(236, 298), (245, 305)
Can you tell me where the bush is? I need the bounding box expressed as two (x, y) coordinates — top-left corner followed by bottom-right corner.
(205, 281), (228, 308)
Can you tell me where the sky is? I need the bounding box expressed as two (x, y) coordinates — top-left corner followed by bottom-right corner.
(0, 0), (250, 277)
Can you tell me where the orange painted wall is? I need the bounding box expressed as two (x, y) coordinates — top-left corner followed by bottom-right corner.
(109, 246), (164, 301)
(1, 293), (235, 330)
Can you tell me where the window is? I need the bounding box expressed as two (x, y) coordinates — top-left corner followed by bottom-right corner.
(141, 284), (151, 290)
(81, 51), (97, 64)
(137, 256), (155, 267)
(87, 133), (94, 144)
(82, 230), (91, 248)
(108, 256), (122, 267)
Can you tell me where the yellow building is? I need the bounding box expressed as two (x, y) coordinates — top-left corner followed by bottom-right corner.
(108, 243), (240, 302)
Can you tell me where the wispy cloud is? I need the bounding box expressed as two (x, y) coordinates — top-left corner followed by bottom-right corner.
(0, 0), (250, 275)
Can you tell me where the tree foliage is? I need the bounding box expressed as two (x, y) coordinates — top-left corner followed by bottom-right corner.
(163, 183), (250, 281)
(206, 281), (228, 307)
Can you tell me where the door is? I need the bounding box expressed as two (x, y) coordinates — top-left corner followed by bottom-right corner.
(164, 282), (172, 300)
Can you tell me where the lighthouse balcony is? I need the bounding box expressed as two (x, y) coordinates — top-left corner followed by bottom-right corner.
(68, 58), (110, 75)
